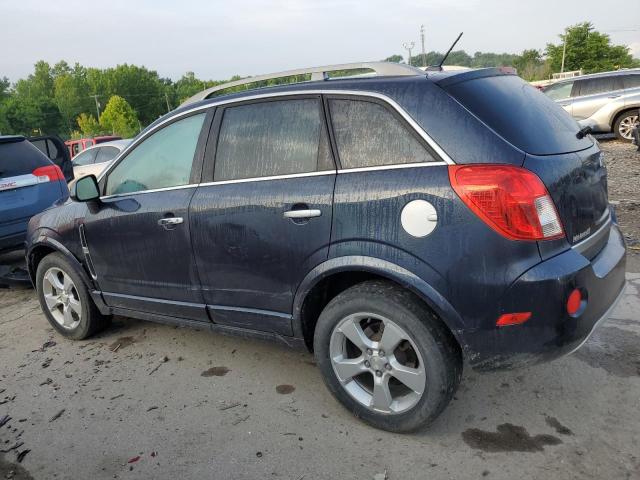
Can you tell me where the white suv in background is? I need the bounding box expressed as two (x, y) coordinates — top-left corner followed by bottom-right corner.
(544, 69), (640, 140)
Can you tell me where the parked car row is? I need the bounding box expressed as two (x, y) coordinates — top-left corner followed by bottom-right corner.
(23, 62), (626, 432)
(543, 68), (640, 140)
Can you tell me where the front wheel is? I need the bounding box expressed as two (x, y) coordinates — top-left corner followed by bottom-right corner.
(313, 281), (462, 432)
(36, 252), (111, 340)
(614, 111), (639, 141)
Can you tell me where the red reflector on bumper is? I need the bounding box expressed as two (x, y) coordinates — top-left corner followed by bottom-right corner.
(496, 312), (531, 327)
(566, 289), (582, 315)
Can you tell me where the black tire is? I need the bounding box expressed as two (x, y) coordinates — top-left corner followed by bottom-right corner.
(36, 252), (111, 340)
(613, 111), (639, 142)
(313, 280), (462, 433)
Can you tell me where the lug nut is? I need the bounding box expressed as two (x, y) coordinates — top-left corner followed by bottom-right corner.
(375, 370), (382, 377)
(379, 350), (385, 357)
(366, 349), (373, 355)
(364, 360), (370, 368)
(385, 363), (391, 371)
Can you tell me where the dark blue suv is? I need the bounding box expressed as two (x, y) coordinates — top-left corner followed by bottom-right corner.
(25, 64), (626, 432)
(1, 136), (69, 253)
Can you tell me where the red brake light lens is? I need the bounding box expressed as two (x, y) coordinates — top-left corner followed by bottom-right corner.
(449, 165), (564, 241)
(33, 165), (64, 182)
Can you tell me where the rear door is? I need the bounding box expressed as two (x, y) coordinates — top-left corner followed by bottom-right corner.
(190, 96), (336, 335)
(571, 76), (624, 120)
(83, 111), (212, 320)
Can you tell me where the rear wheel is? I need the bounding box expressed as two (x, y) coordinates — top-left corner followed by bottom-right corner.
(313, 281), (462, 432)
(36, 252), (111, 340)
(614, 111), (639, 141)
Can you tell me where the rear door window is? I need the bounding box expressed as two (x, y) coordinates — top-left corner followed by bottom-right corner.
(214, 98), (333, 181)
(95, 146), (119, 164)
(328, 99), (435, 169)
(575, 76), (622, 96)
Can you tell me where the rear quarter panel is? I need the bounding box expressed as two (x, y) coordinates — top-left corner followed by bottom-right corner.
(330, 165), (542, 333)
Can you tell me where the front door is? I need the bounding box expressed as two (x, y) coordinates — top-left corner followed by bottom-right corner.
(190, 96), (336, 335)
(84, 111), (211, 320)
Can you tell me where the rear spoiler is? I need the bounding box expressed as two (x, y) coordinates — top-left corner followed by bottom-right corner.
(429, 67), (518, 88)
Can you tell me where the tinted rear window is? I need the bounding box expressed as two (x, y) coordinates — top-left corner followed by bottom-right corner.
(0, 140), (51, 178)
(442, 74), (593, 155)
(329, 99), (435, 169)
(576, 76), (622, 96)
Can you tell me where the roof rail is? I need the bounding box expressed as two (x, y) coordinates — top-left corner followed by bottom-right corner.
(181, 62), (424, 106)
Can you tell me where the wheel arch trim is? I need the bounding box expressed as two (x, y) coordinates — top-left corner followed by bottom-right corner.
(27, 234), (110, 314)
(292, 255), (468, 349)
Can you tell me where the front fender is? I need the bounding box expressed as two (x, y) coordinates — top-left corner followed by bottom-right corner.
(292, 255), (469, 351)
(26, 231), (110, 315)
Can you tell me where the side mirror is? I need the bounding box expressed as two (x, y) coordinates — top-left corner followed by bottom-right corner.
(70, 175), (100, 202)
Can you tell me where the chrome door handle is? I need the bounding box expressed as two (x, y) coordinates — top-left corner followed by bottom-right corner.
(608, 95), (621, 99)
(283, 209), (322, 219)
(158, 217), (184, 229)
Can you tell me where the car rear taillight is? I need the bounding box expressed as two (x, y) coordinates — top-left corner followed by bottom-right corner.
(33, 165), (64, 183)
(448, 165), (564, 241)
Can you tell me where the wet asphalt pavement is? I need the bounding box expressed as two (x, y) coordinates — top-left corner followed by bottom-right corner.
(0, 266), (639, 479)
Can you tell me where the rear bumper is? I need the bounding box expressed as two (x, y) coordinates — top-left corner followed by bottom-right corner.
(463, 224), (627, 370)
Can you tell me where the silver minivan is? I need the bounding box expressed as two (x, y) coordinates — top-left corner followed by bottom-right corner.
(544, 69), (640, 140)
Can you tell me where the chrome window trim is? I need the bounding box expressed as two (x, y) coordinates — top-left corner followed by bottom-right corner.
(198, 170), (335, 188)
(97, 89), (455, 187)
(100, 183), (198, 201)
(337, 161), (449, 174)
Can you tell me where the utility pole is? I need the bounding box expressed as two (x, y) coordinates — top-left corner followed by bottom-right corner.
(403, 41), (415, 66)
(420, 25), (426, 66)
(164, 92), (171, 113)
(91, 94), (100, 119)
(560, 30), (567, 73)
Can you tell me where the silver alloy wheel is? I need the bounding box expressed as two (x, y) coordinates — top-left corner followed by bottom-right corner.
(42, 267), (82, 330)
(619, 114), (639, 140)
(329, 312), (426, 414)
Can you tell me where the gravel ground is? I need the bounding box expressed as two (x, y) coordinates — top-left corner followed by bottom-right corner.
(599, 139), (640, 271)
(0, 275), (639, 480)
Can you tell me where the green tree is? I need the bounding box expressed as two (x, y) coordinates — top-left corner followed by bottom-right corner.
(99, 95), (139, 137)
(76, 113), (103, 137)
(546, 22), (636, 74)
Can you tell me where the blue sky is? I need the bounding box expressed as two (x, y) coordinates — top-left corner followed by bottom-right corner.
(1, 0), (638, 81)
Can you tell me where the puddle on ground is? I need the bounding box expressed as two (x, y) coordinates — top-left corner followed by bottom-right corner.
(462, 423), (562, 452)
(276, 384), (295, 394)
(545, 416), (573, 436)
(575, 325), (640, 377)
(201, 366), (230, 377)
(109, 336), (136, 351)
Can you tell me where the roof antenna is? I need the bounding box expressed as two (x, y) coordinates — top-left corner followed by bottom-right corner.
(426, 32), (463, 72)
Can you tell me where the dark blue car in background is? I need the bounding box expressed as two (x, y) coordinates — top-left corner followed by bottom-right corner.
(1, 135), (69, 253)
(24, 63), (626, 432)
